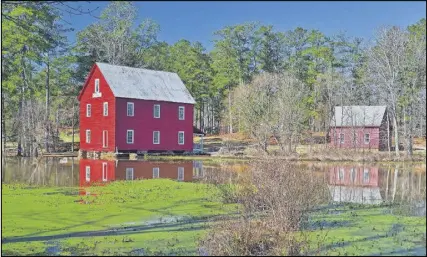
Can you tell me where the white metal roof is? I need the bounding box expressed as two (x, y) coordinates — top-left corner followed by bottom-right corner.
(96, 62), (196, 104)
(331, 106), (387, 127)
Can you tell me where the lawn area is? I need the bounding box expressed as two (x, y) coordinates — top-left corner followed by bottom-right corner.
(1, 180), (237, 256)
(305, 204), (426, 256)
(59, 129), (80, 143)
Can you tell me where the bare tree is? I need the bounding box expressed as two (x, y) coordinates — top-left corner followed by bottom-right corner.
(367, 26), (409, 157)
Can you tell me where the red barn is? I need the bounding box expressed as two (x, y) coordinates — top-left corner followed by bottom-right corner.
(329, 106), (391, 151)
(78, 63), (195, 153)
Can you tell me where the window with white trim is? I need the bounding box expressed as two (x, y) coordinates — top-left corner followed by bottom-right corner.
(127, 102), (134, 116)
(338, 168), (344, 181)
(127, 130), (134, 144)
(86, 130), (91, 143)
(363, 168), (369, 183)
(178, 167), (184, 181)
(86, 104), (91, 117)
(103, 102), (108, 116)
(94, 79), (100, 93)
(178, 106), (185, 120)
(339, 133), (345, 144)
(364, 133), (370, 144)
(103, 130), (108, 148)
(153, 167), (159, 178)
(85, 166), (90, 182)
(126, 168), (134, 180)
(178, 131), (184, 145)
(153, 131), (160, 144)
(350, 168), (356, 182)
(154, 104), (160, 118)
(102, 163), (107, 182)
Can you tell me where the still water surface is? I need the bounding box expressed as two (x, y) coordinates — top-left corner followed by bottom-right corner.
(2, 157), (426, 214)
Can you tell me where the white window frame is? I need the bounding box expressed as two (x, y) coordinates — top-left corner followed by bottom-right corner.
(363, 168), (369, 183)
(103, 130), (108, 148)
(103, 102), (108, 116)
(153, 131), (160, 144)
(102, 162), (108, 182)
(94, 79), (100, 93)
(86, 130), (91, 143)
(127, 130), (134, 144)
(85, 166), (90, 182)
(127, 102), (134, 117)
(126, 168), (134, 180)
(86, 104), (91, 117)
(178, 106), (185, 120)
(178, 131), (184, 145)
(339, 133), (345, 144)
(154, 104), (160, 118)
(350, 168), (356, 182)
(153, 167), (159, 178)
(338, 168), (344, 181)
(178, 167), (184, 181)
(364, 133), (370, 144)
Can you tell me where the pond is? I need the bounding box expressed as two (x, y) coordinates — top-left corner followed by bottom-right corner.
(1, 157), (426, 256)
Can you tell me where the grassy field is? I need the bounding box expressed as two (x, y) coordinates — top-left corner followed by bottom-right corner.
(305, 204), (426, 256)
(2, 180), (425, 256)
(1, 180), (237, 256)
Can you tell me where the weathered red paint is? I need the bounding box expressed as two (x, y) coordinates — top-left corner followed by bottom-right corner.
(79, 64), (194, 152)
(328, 127), (381, 150)
(328, 165), (379, 187)
(328, 110), (391, 151)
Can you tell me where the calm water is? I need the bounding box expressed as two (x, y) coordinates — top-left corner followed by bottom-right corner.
(1, 157), (426, 213)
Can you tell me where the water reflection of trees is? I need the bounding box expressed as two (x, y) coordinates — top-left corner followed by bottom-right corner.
(2, 157), (79, 186)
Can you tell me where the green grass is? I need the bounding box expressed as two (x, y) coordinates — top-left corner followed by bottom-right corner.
(1, 180), (236, 256)
(304, 204), (426, 256)
(59, 130), (80, 143)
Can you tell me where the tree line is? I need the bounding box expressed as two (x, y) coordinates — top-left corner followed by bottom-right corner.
(1, 1), (425, 157)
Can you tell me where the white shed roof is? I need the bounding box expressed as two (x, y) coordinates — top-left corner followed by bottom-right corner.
(96, 62), (196, 104)
(331, 106), (386, 127)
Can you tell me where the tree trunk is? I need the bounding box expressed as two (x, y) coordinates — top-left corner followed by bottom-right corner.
(1, 92), (5, 158)
(393, 114), (400, 157)
(387, 112), (391, 154)
(45, 56), (50, 153)
(228, 85), (233, 134)
(72, 101), (75, 152)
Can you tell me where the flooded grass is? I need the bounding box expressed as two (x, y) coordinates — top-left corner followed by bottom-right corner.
(2, 157), (425, 256)
(1, 179), (236, 256)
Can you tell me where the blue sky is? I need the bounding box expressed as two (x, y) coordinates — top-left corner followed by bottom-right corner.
(65, 1), (426, 50)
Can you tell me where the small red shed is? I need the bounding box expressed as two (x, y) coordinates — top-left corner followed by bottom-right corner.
(78, 63), (196, 153)
(329, 106), (391, 151)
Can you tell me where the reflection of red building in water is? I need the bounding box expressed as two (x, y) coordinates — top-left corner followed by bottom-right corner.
(79, 159), (194, 188)
(328, 166), (382, 204)
(328, 166), (379, 187)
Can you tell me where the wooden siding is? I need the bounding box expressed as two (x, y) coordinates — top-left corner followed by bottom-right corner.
(329, 127), (380, 149)
(115, 98), (194, 152)
(79, 64), (116, 152)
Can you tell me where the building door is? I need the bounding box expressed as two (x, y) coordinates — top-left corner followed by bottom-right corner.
(103, 130), (108, 148)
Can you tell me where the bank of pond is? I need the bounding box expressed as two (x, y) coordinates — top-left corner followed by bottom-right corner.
(1, 157), (426, 256)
